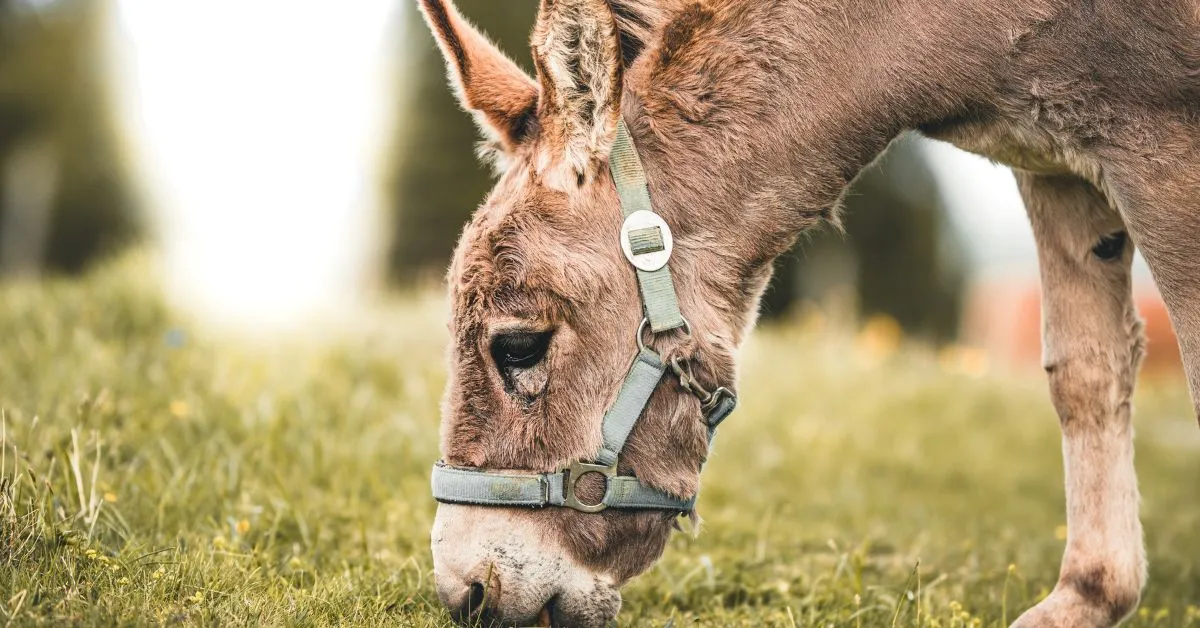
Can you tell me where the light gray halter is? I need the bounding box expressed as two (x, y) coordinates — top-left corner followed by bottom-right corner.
(430, 119), (737, 514)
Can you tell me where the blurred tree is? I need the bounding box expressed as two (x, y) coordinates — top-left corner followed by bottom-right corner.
(388, 2), (537, 282)
(0, 0), (136, 277)
(761, 135), (966, 341)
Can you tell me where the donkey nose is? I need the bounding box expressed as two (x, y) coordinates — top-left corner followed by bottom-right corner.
(437, 569), (501, 623)
(444, 582), (489, 621)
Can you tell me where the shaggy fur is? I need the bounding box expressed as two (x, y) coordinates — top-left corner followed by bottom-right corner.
(419, 0), (1200, 625)
(531, 0), (626, 187)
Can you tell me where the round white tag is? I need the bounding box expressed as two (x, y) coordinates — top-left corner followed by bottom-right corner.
(620, 210), (674, 272)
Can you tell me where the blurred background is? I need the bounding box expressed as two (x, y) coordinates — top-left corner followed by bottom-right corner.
(0, 0), (1181, 375)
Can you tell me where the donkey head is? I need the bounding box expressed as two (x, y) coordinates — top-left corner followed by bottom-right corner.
(421, 1), (787, 625)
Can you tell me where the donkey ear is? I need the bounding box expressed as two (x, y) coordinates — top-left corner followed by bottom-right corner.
(531, 0), (624, 183)
(418, 0), (539, 151)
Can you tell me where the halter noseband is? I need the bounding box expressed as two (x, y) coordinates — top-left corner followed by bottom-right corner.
(430, 119), (737, 514)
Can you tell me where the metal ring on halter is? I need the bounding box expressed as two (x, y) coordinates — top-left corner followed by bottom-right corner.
(635, 317), (691, 353)
(560, 460), (617, 513)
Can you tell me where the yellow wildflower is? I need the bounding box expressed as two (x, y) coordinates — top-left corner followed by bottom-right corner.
(856, 315), (902, 365)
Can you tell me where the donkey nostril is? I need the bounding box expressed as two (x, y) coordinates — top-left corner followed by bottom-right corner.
(437, 566), (504, 624)
(537, 595), (558, 627)
(468, 583), (487, 612)
(464, 581), (488, 616)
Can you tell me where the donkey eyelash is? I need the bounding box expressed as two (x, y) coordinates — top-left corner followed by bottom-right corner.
(490, 330), (554, 370)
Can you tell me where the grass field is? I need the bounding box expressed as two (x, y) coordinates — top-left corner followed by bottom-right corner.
(2, 256), (1200, 626)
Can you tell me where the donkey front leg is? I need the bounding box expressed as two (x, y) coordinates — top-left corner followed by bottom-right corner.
(1011, 174), (1146, 628)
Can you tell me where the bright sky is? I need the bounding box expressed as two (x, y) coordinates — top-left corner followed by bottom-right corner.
(918, 140), (1038, 277)
(106, 1), (398, 332)
(102, 2), (1152, 333)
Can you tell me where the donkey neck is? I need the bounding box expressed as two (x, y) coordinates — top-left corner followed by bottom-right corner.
(621, 0), (1060, 239)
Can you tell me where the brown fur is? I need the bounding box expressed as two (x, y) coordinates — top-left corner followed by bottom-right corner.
(420, 0), (1200, 625)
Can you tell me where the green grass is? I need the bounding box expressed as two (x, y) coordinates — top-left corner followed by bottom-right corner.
(2, 255), (1199, 626)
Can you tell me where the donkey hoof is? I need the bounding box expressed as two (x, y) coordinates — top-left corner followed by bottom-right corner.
(1011, 585), (1137, 628)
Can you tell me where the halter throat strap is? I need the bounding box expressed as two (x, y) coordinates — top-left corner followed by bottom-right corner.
(430, 119), (736, 513)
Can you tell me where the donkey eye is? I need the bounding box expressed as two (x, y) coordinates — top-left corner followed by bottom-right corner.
(1092, 231), (1127, 261)
(490, 331), (553, 370)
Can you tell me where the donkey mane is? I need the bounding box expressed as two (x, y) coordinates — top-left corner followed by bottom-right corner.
(606, 0), (679, 66)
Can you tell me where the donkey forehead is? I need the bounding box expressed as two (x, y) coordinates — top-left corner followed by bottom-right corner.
(448, 165), (628, 324)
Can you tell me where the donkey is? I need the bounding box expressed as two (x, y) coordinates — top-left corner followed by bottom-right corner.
(417, 0), (1200, 625)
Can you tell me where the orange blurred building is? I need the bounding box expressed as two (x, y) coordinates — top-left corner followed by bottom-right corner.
(962, 278), (1183, 379)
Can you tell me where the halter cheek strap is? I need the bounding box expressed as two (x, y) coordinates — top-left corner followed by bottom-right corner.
(430, 119), (737, 513)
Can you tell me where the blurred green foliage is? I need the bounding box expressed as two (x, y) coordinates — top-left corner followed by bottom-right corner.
(388, 1), (537, 283)
(0, 0), (136, 275)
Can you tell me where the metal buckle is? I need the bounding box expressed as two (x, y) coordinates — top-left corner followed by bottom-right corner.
(561, 460), (617, 513)
(635, 317), (691, 353)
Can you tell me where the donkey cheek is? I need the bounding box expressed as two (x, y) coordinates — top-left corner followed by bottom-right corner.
(555, 511), (676, 584)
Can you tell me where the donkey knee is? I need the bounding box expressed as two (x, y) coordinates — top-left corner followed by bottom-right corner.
(1043, 358), (1127, 430)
